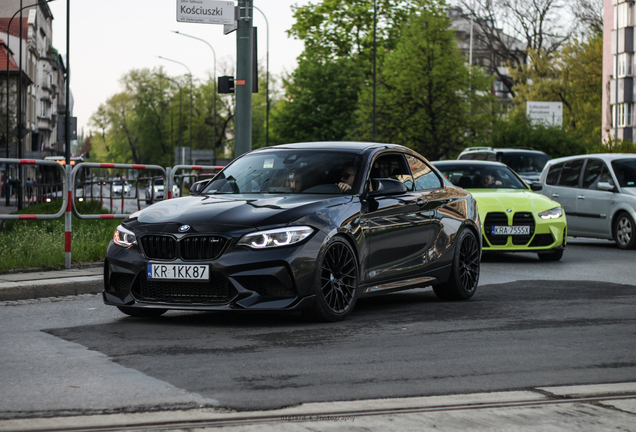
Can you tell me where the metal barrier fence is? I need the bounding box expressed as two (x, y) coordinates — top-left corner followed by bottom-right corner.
(1, 159), (224, 269)
(71, 163), (166, 220)
(0, 158), (68, 220)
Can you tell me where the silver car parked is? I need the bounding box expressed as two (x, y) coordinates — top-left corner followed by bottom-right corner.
(536, 153), (636, 249)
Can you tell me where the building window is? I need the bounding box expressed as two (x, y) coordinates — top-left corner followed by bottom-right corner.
(616, 2), (634, 28)
(40, 101), (47, 117)
(618, 53), (633, 76)
(614, 103), (633, 127)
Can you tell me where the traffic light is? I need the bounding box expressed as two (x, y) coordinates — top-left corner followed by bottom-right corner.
(218, 76), (235, 94)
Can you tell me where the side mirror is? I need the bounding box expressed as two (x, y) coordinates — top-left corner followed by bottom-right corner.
(530, 182), (543, 191)
(369, 178), (408, 197)
(597, 181), (616, 192)
(190, 179), (211, 196)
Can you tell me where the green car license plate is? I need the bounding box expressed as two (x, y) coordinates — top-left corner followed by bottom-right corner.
(492, 226), (530, 235)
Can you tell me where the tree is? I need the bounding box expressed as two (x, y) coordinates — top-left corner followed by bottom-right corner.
(271, 52), (364, 144)
(457, 0), (572, 96)
(271, 0), (415, 144)
(509, 35), (603, 148)
(354, 0), (495, 159)
(570, 0), (603, 37)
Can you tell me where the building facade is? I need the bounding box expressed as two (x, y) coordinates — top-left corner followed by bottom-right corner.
(0, 0), (67, 161)
(603, 0), (635, 141)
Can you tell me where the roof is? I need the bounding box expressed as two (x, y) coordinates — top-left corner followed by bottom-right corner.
(257, 142), (407, 152)
(546, 153), (636, 165)
(0, 18), (29, 39)
(0, 39), (19, 71)
(432, 160), (507, 167)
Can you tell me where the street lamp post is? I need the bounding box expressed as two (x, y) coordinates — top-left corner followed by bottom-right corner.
(171, 31), (217, 164)
(158, 56), (193, 164)
(253, 6), (269, 147)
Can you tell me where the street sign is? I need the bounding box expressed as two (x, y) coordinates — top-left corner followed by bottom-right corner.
(176, 0), (235, 25)
(526, 102), (563, 127)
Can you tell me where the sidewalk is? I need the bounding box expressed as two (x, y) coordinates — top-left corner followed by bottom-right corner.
(0, 265), (103, 302)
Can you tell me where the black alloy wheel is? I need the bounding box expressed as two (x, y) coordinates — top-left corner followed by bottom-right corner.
(614, 212), (636, 249)
(433, 228), (480, 301)
(307, 237), (359, 322)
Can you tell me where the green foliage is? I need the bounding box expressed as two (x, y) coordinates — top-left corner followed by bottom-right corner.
(482, 115), (588, 159)
(354, 0), (496, 159)
(0, 200), (119, 272)
(271, 53), (364, 144)
(509, 35), (603, 149)
(89, 67), (236, 165)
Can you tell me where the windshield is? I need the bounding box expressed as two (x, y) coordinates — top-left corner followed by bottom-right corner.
(611, 158), (636, 187)
(434, 164), (528, 190)
(153, 179), (164, 186)
(498, 153), (550, 174)
(203, 150), (363, 195)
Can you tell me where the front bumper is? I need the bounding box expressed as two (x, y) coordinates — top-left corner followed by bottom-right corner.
(103, 231), (326, 312)
(481, 212), (567, 252)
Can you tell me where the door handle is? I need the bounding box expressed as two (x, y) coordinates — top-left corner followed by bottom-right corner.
(552, 193), (559, 198)
(577, 195), (585, 200)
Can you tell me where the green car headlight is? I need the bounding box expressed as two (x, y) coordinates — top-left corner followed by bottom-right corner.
(238, 226), (314, 249)
(538, 207), (563, 219)
(113, 225), (138, 248)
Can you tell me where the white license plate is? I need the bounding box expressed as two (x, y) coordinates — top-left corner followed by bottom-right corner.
(492, 226), (530, 235)
(147, 264), (209, 281)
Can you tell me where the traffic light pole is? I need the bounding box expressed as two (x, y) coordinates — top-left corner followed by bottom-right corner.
(234, 0), (253, 157)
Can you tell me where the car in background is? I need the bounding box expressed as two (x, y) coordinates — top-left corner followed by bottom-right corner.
(112, 180), (131, 196)
(536, 154), (636, 249)
(433, 160), (566, 261)
(457, 147), (551, 184)
(145, 178), (180, 204)
(104, 142), (482, 321)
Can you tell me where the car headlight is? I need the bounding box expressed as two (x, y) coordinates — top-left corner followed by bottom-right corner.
(113, 225), (137, 248)
(237, 226), (314, 249)
(539, 207), (563, 219)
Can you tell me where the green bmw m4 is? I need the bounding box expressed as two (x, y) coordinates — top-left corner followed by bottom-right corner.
(433, 160), (567, 261)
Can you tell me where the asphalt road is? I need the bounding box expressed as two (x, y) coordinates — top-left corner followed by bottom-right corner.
(0, 238), (635, 420)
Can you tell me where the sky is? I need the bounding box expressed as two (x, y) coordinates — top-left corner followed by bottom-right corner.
(46, 0), (312, 133)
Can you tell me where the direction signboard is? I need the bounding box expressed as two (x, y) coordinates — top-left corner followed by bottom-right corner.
(176, 0), (235, 25)
(526, 101), (563, 127)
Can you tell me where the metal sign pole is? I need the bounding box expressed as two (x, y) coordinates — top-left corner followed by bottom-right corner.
(234, 0), (253, 157)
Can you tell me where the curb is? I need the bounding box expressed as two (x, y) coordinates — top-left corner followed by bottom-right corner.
(0, 276), (103, 302)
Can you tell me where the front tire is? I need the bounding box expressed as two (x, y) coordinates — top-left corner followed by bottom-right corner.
(614, 212), (636, 249)
(433, 228), (480, 301)
(306, 237), (359, 322)
(117, 306), (167, 317)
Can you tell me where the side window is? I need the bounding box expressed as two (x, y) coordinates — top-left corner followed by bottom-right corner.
(582, 159), (607, 189)
(371, 154), (413, 191)
(557, 159), (585, 187)
(546, 163), (563, 185)
(407, 155), (442, 190)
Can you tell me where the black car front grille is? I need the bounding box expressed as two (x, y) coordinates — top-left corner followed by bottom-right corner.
(181, 236), (227, 260)
(484, 212), (508, 246)
(141, 236), (177, 260)
(512, 212), (535, 245)
(140, 235), (228, 261)
(484, 212), (536, 246)
(136, 275), (232, 303)
(529, 233), (555, 247)
(109, 273), (135, 293)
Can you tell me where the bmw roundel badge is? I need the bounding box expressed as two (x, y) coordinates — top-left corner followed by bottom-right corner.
(506, 209), (513, 213)
(178, 225), (191, 233)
